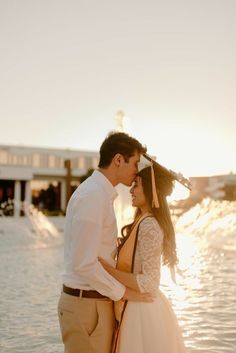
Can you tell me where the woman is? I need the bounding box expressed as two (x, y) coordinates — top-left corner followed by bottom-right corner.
(99, 163), (187, 353)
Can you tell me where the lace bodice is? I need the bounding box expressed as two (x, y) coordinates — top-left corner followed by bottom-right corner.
(134, 217), (164, 293)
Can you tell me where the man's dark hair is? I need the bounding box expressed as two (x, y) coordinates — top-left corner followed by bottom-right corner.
(98, 131), (147, 168)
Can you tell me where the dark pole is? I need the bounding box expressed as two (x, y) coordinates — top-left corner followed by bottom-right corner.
(64, 159), (72, 206)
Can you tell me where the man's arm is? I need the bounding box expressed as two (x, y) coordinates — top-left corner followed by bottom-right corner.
(99, 257), (140, 291)
(98, 257), (156, 302)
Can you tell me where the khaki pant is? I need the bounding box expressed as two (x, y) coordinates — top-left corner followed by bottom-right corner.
(58, 292), (115, 353)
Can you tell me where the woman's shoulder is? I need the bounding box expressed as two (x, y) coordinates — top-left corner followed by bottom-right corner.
(140, 215), (160, 228)
(139, 216), (163, 238)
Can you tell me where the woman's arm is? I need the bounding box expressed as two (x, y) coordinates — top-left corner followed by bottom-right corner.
(136, 218), (163, 293)
(98, 257), (140, 292)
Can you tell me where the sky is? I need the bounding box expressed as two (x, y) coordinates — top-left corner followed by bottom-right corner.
(0, 0), (235, 178)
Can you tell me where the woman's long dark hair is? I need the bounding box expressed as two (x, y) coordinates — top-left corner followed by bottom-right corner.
(120, 165), (178, 267)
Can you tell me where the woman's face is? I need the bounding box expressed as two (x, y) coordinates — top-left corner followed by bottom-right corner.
(130, 176), (148, 211)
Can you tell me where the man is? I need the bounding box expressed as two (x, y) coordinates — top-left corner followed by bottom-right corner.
(58, 131), (151, 353)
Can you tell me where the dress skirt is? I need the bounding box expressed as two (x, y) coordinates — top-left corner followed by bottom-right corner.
(117, 290), (187, 353)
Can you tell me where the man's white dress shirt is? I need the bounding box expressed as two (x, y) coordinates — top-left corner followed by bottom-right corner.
(62, 170), (125, 301)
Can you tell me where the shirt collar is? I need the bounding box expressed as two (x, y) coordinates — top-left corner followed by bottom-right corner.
(92, 170), (118, 201)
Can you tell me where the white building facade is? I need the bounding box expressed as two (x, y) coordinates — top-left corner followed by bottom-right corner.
(0, 144), (99, 216)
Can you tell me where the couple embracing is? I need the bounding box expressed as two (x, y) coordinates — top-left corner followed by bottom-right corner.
(58, 131), (187, 353)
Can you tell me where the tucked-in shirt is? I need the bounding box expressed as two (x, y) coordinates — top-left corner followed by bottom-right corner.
(62, 170), (125, 301)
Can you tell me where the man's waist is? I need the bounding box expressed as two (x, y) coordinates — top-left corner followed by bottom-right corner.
(62, 273), (94, 289)
(63, 284), (108, 299)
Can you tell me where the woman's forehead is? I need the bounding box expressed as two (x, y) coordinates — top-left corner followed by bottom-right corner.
(135, 176), (142, 184)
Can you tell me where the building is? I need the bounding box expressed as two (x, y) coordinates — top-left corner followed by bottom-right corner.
(190, 173), (236, 201)
(0, 144), (99, 216)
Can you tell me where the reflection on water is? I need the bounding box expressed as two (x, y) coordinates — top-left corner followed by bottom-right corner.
(161, 198), (236, 353)
(0, 243), (64, 353)
(0, 198), (236, 353)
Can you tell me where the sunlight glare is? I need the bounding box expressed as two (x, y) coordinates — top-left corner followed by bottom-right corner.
(168, 182), (190, 201)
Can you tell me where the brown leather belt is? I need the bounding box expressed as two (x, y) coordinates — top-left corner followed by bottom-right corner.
(63, 284), (108, 299)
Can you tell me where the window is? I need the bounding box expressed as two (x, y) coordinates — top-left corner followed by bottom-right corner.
(12, 155), (18, 165)
(48, 155), (56, 168)
(92, 157), (98, 169)
(32, 153), (40, 167)
(22, 155), (28, 166)
(86, 157), (93, 169)
(0, 150), (8, 164)
(78, 157), (85, 169)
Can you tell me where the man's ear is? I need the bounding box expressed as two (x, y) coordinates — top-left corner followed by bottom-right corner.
(113, 153), (123, 167)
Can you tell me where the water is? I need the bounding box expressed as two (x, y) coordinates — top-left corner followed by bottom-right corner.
(0, 198), (236, 353)
(0, 213), (64, 353)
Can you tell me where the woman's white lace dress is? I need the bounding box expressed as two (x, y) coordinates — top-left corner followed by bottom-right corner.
(117, 217), (187, 353)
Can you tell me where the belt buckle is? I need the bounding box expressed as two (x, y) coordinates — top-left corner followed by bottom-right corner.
(79, 289), (83, 298)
